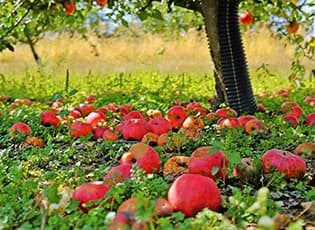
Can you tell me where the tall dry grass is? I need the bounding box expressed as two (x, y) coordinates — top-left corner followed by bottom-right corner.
(0, 27), (313, 77)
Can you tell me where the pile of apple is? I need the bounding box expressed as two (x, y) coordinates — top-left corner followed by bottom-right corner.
(5, 93), (313, 228)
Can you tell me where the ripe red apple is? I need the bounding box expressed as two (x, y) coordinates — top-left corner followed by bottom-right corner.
(186, 101), (207, 115)
(69, 121), (93, 139)
(72, 181), (110, 213)
(41, 111), (60, 128)
(240, 11), (254, 26)
(118, 118), (151, 141)
(304, 96), (315, 106)
(168, 174), (221, 217)
(148, 117), (172, 135)
(85, 112), (106, 127)
(305, 113), (315, 125)
(93, 126), (108, 140)
(166, 105), (188, 129)
(262, 149), (306, 179)
(238, 115), (256, 126)
(123, 110), (144, 121)
(63, 1), (76, 15)
(78, 103), (96, 117)
(102, 129), (119, 141)
(85, 95), (97, 104)
(215, 108), (237, 117)
(284, 114), (300, 126)
(188, 146), (228, 180)
(69, 109), (82, 118)
(120, 143), (160, 174)
(9, 122), (31, 135)
(217, 117), (241, 129)
(104, 163), (132, 185)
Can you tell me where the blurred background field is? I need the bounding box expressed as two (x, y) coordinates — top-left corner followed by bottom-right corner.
(1, 27), (313, 76)
(0, 26), (314, 100)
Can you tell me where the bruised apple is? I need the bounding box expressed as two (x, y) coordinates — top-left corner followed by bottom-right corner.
(120, 143), (160, 174)
(262, 149), (306, 179)
(166, 105), (188, 129)
(168, 174), (221, 217)
(72, 181), (110, 213)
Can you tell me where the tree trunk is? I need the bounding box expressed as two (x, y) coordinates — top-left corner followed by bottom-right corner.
(26, 33), (41, 65)
(201, 0), (258, 115)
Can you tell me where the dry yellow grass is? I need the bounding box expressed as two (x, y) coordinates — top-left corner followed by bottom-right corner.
(0, 27), (313, 76)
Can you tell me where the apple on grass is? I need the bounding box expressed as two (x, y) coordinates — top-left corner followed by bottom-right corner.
(72, 181), (110, 213)
(9, 122), (31, 135)
(168, 174), (221, 217)
(120, 143), (160, 174)
(240, 11), (254, 26)
(69, 121), (93, 139)
(41, 111), (60, 128)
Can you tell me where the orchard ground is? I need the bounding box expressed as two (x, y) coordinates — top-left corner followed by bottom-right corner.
(0, 27), (315, 229)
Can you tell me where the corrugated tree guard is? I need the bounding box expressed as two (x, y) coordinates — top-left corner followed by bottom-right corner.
(170, 0), (258, 115)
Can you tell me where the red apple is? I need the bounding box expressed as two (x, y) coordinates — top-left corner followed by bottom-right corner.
(238, 115), (256, 126)
(281, 101), (299, 113)
(9, 122), (31, 135)
(41, 111), (60, 128)
(186, 101), (207, 115)
(284, 114), (300, 126)
(104, 163), (132, 185)
(215, 108), (237, 117)
(119, 104), (132, 116)
(72, 181), (110, 213)
(102, 129), (119, 141)
(79, 103), (96, 117)
(244, 119), (267, 134)
(148, 117), (172, 135)
(217, 117), (241, 129)
(123, 110), (143, 121)
(120, 143), (160, 174)
(304, 96), (315, 106)
(86, 95), (97, 104)
(69, 109), (82, 118)
(93, 126), (108, 140)
(305, 113), (315, 125)
(262, 149), (306, 179)
(119, 118), (151, 141)
(154, 198), (174, 217)
(86, 112), (106, 127)
(188, 146), (228, 180)
(166, 105), (188, 129)
(69, 121), (93, 139)
(240, 11), (254, 26)
(168, 174), (221, 217)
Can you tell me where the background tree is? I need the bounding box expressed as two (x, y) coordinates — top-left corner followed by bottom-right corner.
(0, 0), (314, 113)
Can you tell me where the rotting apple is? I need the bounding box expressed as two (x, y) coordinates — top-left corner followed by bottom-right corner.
(166, 105), (188, 129)
(168, 174), (221, 217)
(294, 142), (315, 155)
(154, 198), (174, 217)
(182, 116), (204, 129)
(261, 149), (306, 179)
(163, 156), (190, 179)
(120, 143), (160, 174)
